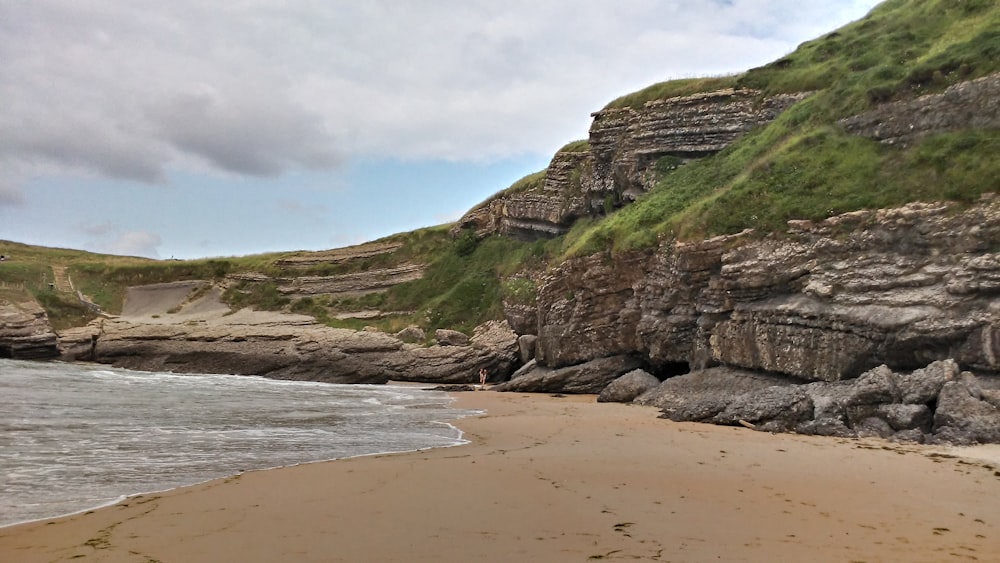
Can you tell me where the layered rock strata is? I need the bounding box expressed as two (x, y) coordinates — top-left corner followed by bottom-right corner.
(840, 72), (1000, 146)
(588, 89), (809, 202)
(0, 299), (60, 360)
(454, 89), (808, 240)
(57, 279), (520, 385)
(526, 197), (1000, 382)
(452, 150), (592, 239)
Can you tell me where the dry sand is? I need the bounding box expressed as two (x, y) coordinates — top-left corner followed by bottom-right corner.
(2, 391), (999, 562)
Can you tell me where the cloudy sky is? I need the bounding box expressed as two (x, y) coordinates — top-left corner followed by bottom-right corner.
(0, 0), (882, 259)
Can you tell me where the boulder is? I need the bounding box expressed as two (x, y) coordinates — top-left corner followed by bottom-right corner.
(435, 329), (470, 346)
(517, 334), (538, 364)
(931, 379), (1000, 444)
(710, 386), (814, 431)
(894, 359), (958, 404)
(395, 325), (426, 343)
(493, 355), (644, 394)
(636, 367), (795, 420)
(597, 369), (660, 403)
(0, 299), (60, 360)
(876, 404), (933, 432)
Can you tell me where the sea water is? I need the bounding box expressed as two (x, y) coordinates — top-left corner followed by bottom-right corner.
(0, 358), (480, 528)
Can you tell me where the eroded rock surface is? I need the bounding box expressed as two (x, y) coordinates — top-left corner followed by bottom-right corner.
(0, 299), (59, 360)
(634, 360), (1000, 444)
(60, 282), (519, 385)
(532, 198), (1000, 382)
(454, 89), (808, 241)
(840, 72), (1000, 146)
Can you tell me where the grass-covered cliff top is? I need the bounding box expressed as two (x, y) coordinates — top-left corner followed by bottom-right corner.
(564, 0), (1000, 255)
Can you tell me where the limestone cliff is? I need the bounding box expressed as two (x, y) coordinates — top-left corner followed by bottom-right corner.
(523, 197), (1000, 381)
(59, 281), (518, 385)
(840, 73), (1000, 146)
(0, 298), (60, 360)
(454, 88), (808, 240)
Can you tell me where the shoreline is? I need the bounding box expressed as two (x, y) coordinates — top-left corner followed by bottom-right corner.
(0, 375), (476, 530)
(2, 391), (999, 561)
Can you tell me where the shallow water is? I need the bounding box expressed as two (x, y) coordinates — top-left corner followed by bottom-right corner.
(0, 358), (479, 527)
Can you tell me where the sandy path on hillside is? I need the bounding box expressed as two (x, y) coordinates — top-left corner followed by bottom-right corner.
(1, 391), (998, 562)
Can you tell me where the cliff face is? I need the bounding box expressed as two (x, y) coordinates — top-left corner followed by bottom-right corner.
(586, 89), (809, 203)
(60, 283), (519, 385)
(840, 73), (1000, 146)
(454, 89), (808, 240)
(452, 151), (591, 240)
(524, 197), (1000, 382)
(0, 299), (60, 360)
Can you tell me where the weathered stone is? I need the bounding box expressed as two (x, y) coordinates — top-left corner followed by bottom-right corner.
(710, 386), (814, 431)
(894, 359), (959, 404)
(637, 367), (795, 422)
(795, 418), (855, 438)
(454, 89), (806, 241)
(470, 320), (521, 380)
(597, 369), (660, 403)
(932, 380), (1000, 444)
(528, 197), (1000, 383)
(0, 299), (60, 360)
(493, 355), (644, 394)
(876, 404), (933, 432)
(395, 325), (426, 343)
(588, 89), (808, 204)
(840, 73), (1000, 147)
(517, 334), (537, 364)
(435, 329), (469, 347)
(275, 265), (424, 298)
(855, 417), (896, 439)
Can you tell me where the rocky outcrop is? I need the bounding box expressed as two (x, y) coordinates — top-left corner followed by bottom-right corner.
(454, 89), (808, 241)
(452, 150), (592, 240)
(0, 298), (60, 360)
(493, 355), (643, 394)
(840, 72), (1000, 146)
(274, 241), (403, 268)
(632, 359), (1000, 445)
(597, 369), (660, 403)
(68, 312), (519, 385)
(60, 281), (520, 385)
(274, 264), (424, 298)
(587, 89), (809, 202)
(529, 197), (1000, 383)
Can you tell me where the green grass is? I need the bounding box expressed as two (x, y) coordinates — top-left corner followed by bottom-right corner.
(604, 76), (740, 110)
(559, 139), (591, 152)
(562, 0), (1000, 256)
(737, 0), (1000, 114)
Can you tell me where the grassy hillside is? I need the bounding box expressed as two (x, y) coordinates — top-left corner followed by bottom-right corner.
(564, 0), (999, 255)
(1, 230), (551, 335)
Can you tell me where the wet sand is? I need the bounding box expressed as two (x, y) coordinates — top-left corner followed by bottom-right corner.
(1, 391), (999, 562)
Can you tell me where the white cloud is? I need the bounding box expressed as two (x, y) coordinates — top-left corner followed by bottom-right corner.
(0, 0), (881, 193)
(102, 231), (163, 259)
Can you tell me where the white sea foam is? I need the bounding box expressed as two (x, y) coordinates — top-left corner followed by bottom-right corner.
(0, 358), (479, 528)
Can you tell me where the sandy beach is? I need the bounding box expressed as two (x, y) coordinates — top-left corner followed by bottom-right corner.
(1, 390), (999, 562)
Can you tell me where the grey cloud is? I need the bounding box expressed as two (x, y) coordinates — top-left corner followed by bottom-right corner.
(78, 220), (115, 237)
(0, 183), (26, 207)
(0, 0), (880, 184)
(147, 87), (339, 177)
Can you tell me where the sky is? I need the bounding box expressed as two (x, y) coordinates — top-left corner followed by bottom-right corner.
(0, 0), (883, 260)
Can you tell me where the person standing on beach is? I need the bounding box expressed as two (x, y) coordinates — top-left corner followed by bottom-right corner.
(479, 367), (488, 389)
